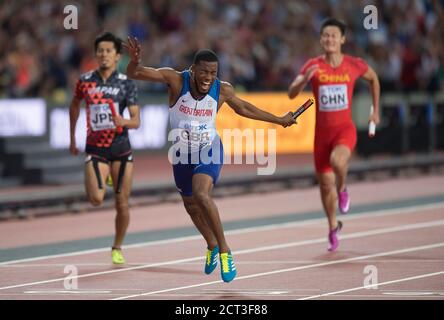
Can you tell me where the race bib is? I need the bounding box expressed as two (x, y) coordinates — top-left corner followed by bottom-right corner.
(318, 84), (348, 112)
(175, 121), (214, 149)
(89, 103), (118, 131)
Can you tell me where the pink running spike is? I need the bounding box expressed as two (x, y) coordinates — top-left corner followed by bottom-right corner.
(338, 188), (350, 214)
(328, 221), (343, 252)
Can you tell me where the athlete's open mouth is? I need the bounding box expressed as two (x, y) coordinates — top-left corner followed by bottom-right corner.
(200, 81), (211, 92)
(324, 43), (336, 49)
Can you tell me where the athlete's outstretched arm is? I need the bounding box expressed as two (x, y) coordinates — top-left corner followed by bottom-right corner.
(288, 64), (318, 99)
(69, 97), (81, 155)
(123, 36), (180, 85)
(221, 82), (295, 128)
(361, 65), (380, 125)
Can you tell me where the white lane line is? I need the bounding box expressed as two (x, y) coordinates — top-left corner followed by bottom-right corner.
(299, 270), (444, 300)
(1, 219), (444, 292)
(1, 201), (444, 266)
(3, 258), (444, 268)
(112, 242), (444, 300)
(0, 263), (119, 268)
(382, 291), (444, 296)
(23, 290), (112, 294)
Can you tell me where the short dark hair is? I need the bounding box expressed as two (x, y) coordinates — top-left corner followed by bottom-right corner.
(320, 18), (346, 36)
(94, 32), (122, 54)
(193, 49), (218, 64)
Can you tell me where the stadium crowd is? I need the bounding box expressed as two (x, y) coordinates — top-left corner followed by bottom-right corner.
(0, 0), (443, 103)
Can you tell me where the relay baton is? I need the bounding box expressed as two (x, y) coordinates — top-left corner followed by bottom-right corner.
(108, 99), (123, 134)
(292, 98), (314, 120)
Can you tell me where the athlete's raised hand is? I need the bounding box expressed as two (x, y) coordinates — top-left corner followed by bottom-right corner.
(303, 64), (319, 82)
(123, 36), (142, 64)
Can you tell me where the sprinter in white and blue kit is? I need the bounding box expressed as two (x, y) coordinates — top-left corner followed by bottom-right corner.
(124, 36), (296, 282)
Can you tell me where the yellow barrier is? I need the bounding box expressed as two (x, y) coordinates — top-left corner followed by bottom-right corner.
(216, 92), (315, 154)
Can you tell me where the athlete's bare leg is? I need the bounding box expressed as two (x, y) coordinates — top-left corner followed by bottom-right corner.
(192, 173), (230, 253)
(85, 160), (110, 206)
(330, 144), (351, 193)
(182, 195), (218, 250)
(317, 172), (338, 231)
(110, 160), (133, 249)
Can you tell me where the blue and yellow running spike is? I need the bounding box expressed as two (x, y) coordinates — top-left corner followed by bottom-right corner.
(220, 251), (236, 283)
(205, 245), (219, 275)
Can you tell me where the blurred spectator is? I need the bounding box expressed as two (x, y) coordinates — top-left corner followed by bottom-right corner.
(0, 0), (443, 102)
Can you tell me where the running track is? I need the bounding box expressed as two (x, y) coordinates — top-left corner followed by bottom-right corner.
(0, 175), (443, 301)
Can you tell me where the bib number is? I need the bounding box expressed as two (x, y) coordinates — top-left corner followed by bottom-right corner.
(176, 121), (213, 149)
(318, 85), (348, 112)
(89, 103), (117, 131)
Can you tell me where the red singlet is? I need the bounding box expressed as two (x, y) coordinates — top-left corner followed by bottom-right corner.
(300, 55), (368, 173)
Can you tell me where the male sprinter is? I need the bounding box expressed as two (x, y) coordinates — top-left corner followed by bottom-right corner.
(69, 32), (140, 264)
(124, 36), (295, 282)
(288, 18), (380, 251)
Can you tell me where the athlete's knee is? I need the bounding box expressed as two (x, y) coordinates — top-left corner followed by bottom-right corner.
(193, 190), (211, 205)
(318, 176), (335, 193)
(319, 182), (335, 194)
(88, 194), (104, 207)
(115, 196), (129, 212)
(330, 153), (348, 170)
(183, 200), (192, 211)
(182, 196), (195, 211)
(116, 202), (129, 213)
(184, 203), (199, 217)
